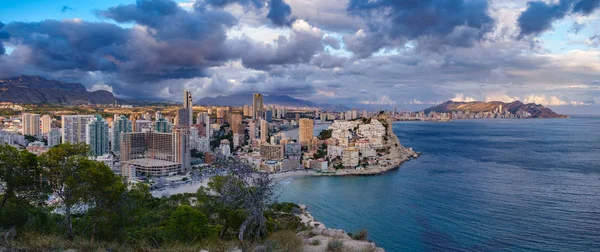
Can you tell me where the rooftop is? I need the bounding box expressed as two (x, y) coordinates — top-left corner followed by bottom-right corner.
(125, 158), (180, 167)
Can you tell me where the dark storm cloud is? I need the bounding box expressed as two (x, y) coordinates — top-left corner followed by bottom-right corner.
(3, 20), (127, 71)
(0, 22), (8, 55)
(267, 0), (295, 26)
(346, 0), (494, 57)
(203, 0), (295, 26)
(0, 0), (241, 98)
(518, 0), (600, 36)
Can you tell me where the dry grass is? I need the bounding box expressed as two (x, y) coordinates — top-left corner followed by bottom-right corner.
(263, 230), (303, 252)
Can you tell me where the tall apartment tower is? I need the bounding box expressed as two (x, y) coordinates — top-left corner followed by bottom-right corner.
(41, 115), (52, 135)
(22, 113), (41, 136)
(298, 118), (314, 147)
(62, 115), (95, 144)
(260, 119), (269, 142)
(175, 108), (191, 127)
(253, 93), (264, 120)
(112, 115), (132, 153)
(183, 90), (193, 126)
(86, 115), (109, 156)
(172, 127), (191, 172)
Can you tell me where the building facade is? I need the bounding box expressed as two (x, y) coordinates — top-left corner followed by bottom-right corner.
(86, 115), (110, 156)
(22, 113), (41, 136)
(62, 115), (95, 144)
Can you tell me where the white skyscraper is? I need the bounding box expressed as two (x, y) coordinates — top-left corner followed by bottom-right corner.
(41, 115), (52, 135)
(22, 113), (41, 136)
(260, 119), (269, 142)
(47, 128), (61, 147)
(62, 115), (95, 144)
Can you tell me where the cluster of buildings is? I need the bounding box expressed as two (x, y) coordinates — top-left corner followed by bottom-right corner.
(0, 92), (399, 182)
(395, 105), (533, 121)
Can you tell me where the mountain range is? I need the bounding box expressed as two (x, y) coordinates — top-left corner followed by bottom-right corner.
(424, 100), (568, 118)
(0, 75), (115, 104)
(196, 94), (349, 111)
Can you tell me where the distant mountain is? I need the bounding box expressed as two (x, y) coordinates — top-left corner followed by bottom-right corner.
(424, 100), (568, 118)
(0, 75), (116, 104)
(196, 94), (349, 111)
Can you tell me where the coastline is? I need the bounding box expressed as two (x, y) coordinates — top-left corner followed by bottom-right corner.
(295, 204), (385, 252)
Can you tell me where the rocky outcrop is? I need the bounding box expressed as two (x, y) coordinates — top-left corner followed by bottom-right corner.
(296, 204), (385, 252)
(316, 115), (419, 176)
(0, 75), (115, 104)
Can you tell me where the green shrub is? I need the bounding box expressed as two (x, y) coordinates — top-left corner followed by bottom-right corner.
(353, 229), (368, 241)
(327, 238), (344, 252)
(310, 239), (322, 246)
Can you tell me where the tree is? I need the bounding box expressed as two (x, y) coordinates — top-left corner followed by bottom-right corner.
(40, 143), (91, 240)
(210, 160), (277, 242)
(318, 129), (332, 140)
(165, 205), (210, 242)
(0, 144), (46, 212)
(78, 159), (126, 242)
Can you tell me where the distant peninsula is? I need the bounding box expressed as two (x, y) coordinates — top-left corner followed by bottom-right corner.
(424, 100), (568, 119)
(0, 75), (115, 105)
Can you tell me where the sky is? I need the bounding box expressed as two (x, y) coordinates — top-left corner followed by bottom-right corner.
(1, 0), (600, 113)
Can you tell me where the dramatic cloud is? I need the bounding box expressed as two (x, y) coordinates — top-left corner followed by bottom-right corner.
(346, 0), (495, 56)
(0, 22), (8, 55)
(523, 94), (583, 106)
(267, 0), (296, 26)
(236, 19), (324, 70)
(518, 0), (600, 36)
(204, 0), (295, 26)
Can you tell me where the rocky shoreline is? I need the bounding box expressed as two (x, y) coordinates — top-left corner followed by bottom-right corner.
(295, 204), (385, 252)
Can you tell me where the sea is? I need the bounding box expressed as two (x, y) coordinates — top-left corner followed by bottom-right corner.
(279, 116), (600, 252)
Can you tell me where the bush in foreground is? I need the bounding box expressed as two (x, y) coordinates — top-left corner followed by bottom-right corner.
(327, 238), (344, 252)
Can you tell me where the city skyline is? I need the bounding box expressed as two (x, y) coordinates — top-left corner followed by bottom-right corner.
(1, 0), (599, 114)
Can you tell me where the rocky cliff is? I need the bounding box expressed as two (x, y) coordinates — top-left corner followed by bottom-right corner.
(0, 75), (116, 104)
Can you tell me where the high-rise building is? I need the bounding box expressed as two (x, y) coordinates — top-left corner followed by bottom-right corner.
(260, 119), (269, 142)
(62, 115), (95, 144)
(196, 112), (208, 125)
(253, 93), (264, 120)
(154, 118), (172, 133)
(47, 128), (61, 147)
(86, 115), (109, 156)
(260, 144), (283, 160)
(112, 115), (132, 153)
(204, 113), (211, 138)
(243, 105), (251, 117)
(249, 121), (257, 140)
(231, 114), (243, 134)
(342, 147), (359, 167)
(172, 127), (191, 171)
(41, 115), (52, 135)
(22, 113), (41, 136)
(155, 111), (163, 120)
(134, 120), (152, 132)
(183, 90), (193, 126)
(298, 118), (314, 147)
(143, 112), (152, 121)
(265, 110), (273, 123)
(175, 108), (191, 127)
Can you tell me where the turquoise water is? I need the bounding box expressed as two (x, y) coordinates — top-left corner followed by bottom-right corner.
(279, 117), (600, 251)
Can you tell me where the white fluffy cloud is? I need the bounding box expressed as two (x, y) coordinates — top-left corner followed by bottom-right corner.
(450, 93), (476, 102)
(360, 95), (397, 105)
(484, 92), (519, 103)
(523, 94), (587, 106)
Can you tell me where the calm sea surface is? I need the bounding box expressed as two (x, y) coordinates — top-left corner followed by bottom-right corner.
(279, 117), (600, 251)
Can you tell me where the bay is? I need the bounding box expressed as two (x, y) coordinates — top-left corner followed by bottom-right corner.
(279, 117), (600, 251)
